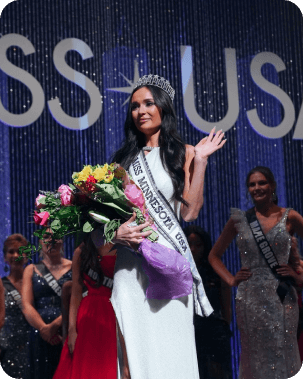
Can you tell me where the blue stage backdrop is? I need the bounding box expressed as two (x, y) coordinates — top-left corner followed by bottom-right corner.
(0, 0), (303, 376)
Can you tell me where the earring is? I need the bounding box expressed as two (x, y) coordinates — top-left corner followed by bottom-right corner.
(272, 192), (277, 203)
(4, 263), (9, 273)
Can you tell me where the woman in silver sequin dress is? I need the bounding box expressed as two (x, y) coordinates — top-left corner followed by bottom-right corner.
(0, 234), (30, 379)
(209, 166), (303, 379)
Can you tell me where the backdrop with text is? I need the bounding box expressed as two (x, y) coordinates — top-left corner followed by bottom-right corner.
(0, 0), (303, 376)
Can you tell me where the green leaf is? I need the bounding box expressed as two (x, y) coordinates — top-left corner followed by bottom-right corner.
(51, 219), (61, 231)
(101, 202), (132, 218)
(83, 221), (94, 233)
(69, 183), (76, 190)
(88, 210), (110, 224)
(39, 196), (46, 205)
(104, 219), (120, 243)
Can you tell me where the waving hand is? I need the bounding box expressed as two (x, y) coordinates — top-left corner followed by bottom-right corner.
(195, 127), (226, 160)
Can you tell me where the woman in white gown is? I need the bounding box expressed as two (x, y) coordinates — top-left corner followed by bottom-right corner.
(111, 74), (226, 379)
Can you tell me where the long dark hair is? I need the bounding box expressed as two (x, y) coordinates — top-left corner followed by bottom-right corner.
(246, 166), (278, 205)
(112, 85), (187, 204)
(79, 235), (104, 287)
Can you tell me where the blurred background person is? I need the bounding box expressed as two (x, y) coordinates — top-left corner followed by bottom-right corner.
(22, 229), (72, 379)
(0, 233), (30, 379)
(184, 225), (232, 379)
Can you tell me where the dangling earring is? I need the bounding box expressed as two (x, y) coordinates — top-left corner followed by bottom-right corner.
(4, 263), (9, 273)
(272, 192), (277, 203)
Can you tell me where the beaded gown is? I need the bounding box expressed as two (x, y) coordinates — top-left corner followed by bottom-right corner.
(25, 264), (72, 379)
(232, 208), (301, 379)
(53, 255), (117, 379)
(0, 277), (30, 379)
(111, 148), (200, 379)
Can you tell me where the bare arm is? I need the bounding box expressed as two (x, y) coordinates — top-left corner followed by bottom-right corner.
(0, 278), (5, 330)
(181, 128), (226, 222)
(208, 218), (252, 287)
(289, 210), (303, 239)
(68, 245), (84, 354)
(22, 264), (47, 330)
(22, 264), (62, 345)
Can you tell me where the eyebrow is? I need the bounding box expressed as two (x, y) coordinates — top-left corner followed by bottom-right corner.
(131, 98), (154, 105)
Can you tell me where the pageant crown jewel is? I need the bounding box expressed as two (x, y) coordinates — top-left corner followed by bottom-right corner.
(133, 74), (175, 101)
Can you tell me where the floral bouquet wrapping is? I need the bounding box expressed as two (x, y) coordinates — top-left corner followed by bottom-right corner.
(20, 162), (193, 300)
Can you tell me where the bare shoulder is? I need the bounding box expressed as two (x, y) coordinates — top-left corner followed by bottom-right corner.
(72, 244), (84, 264)
(288, 209), (301, 217)
(288, 209), (303, 224)
(23, 263), (34, 278)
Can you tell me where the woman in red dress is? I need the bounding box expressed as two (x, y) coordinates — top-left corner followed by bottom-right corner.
(53, 230), (117, 379)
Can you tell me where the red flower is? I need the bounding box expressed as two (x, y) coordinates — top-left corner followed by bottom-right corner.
(33, 210), (50, 226)
(86, 175), (97, 183)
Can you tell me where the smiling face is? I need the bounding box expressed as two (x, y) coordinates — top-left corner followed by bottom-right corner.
(5, 241), (28, 270)
(130, 87), (162, 139)
(247, 172), (275, 205)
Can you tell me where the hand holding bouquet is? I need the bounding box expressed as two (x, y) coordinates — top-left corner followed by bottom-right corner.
(19, 162), (158, 259)
(19, 162), (193, 301)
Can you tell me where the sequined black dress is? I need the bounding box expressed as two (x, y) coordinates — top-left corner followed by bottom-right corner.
(232, 208), (301, 379)
(25, 265), (72, 379)
(0, 276), (30, 379)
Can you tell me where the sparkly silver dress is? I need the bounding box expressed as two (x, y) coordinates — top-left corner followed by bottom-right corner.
(0, 277), (30, 379)
(231, 208), (301, 379)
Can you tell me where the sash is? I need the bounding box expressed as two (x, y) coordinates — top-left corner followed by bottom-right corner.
(2, 277), (23, 310)
(35, 262), (63, 297)
(129, 150), (213, 317)
(246, 208), (294, 303)
(85, 268), (114, 290)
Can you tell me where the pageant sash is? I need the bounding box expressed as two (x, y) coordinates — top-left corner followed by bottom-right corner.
(86, 267), (114, 290)
(2, 277), (22, 310)
(245, 208), (294, 303)
(35, 262), (63, 297)
(129, 151), (213, 316)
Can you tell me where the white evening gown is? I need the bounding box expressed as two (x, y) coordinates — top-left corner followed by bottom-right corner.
(111, 148), (200, 379)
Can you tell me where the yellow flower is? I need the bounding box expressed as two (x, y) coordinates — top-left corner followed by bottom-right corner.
(103, 173), (114, 183)
(93, 164), (108, 182)
(77, 165), (92, 182)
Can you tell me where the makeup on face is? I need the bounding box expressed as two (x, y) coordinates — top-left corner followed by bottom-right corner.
(130, 87), (162, 137)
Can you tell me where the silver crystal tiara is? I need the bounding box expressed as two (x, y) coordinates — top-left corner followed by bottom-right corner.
(133, 74), (175, 101)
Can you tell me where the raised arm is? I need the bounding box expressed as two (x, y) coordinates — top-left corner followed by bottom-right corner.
(181, 127), (226, 222)
(208, 218), (252, 287)
(68, 245), (83, 354)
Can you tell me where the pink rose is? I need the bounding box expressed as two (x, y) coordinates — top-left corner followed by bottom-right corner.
(35, 194), (46, 209)
(58, 185), (74, 206)
(125, 184), (145, 213)
(33, 210), (50, 226)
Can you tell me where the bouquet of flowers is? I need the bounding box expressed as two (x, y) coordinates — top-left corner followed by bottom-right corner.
(20, 162), (193, 300)
(20, 163), (158, 259)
